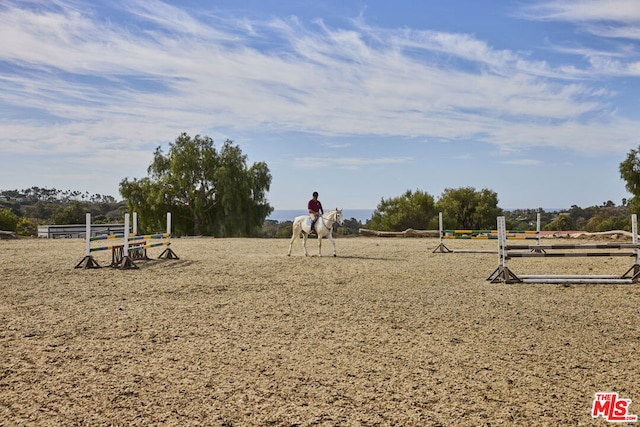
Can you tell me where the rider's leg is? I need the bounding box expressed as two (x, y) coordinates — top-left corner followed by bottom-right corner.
(310, 213), (317, 234)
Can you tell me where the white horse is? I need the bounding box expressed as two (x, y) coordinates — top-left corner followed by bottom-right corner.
(287, 209), (344, 257)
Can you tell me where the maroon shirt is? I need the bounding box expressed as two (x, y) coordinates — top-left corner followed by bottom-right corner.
(308, 199), (323, 214)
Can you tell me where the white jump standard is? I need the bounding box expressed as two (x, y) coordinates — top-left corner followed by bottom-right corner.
(487, 215), (640, 284)
(75, 212), (179, 269)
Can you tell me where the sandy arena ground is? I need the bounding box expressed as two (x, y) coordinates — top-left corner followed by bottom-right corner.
(2, 235), (640, 426)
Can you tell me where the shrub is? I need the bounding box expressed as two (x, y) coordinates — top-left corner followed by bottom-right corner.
(0, 208), (19, 231)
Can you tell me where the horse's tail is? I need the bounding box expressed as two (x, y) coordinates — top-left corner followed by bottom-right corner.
(292, 217), (304, 237)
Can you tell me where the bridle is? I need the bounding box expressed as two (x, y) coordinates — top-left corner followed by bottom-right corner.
(318, 209), (342, 228)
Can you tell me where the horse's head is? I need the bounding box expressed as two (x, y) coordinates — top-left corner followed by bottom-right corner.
(335, 208), (344, 226)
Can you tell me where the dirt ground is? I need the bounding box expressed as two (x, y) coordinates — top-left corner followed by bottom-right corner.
(2, 235), (640, 426)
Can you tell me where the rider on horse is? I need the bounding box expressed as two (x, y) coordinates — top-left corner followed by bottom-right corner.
(308, 191), (324, 235)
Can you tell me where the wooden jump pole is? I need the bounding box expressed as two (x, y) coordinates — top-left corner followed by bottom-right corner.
(517, 278), (634, 284)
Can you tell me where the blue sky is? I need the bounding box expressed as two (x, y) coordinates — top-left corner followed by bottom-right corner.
(1, 0), (640, 210)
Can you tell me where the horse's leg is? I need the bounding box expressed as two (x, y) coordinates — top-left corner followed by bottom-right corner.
(317, 234), (323, 256)
(287, 228), (297, 256)
(302, 232), (308, 256)
(328, 232), (337, 257)
(288, 221), (303, 256)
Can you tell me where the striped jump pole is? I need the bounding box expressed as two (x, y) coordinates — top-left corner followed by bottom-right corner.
(433, 212), (541, 254)
(487, 214), (640, 284)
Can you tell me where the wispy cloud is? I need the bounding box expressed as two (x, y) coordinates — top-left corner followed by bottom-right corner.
(518, 0), (640, 76)
(499, 159), (542, 166)
(295, 156), (412, 169)
(0, 0), (634, 163)
(519, 0), (640, 24)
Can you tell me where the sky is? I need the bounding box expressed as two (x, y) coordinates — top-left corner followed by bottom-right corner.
(1, 0), (640, 211)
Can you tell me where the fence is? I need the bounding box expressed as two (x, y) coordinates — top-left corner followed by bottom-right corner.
(433, 212), (541, 254)
(487, 215), (640, 284)
(75, 212), (178, 269)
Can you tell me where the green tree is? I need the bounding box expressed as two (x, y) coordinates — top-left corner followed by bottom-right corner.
(368, 189), (436, 231)
(587, 214), (630, 232)
(51, 201), (86, 224)
(213, 143), (273, 237)
(543, 213), (575, 231)
(120, 133), (272, 237)
(119, 177), (166, 234)
(24, 201), (54, 222)
(0, 208), (19, 231)
(619, 145), (640, 215)
(436, 187), (501, 229)
(584, 209), (631, 232)
(16, 217), (37, 236)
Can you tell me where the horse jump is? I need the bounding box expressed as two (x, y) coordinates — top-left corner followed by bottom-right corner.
(487, 215), (640, 284)
(433, 212), (541, 254)
(287, 209), (344, 257)
(75, 212), (179, 269)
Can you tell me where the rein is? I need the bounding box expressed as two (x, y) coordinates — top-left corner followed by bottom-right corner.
(318, 210), (336, 229)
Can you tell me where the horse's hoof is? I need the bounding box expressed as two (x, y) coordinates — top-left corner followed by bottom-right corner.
(333, 254), (337, 257)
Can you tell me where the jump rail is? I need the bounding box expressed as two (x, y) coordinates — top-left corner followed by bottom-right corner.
(487, 215), (640, 284)
(433, 212), (542, 254)
(75, 212), (179, 269)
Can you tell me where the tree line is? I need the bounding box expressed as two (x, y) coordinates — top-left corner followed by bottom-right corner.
(356, 188), (630, 233)
(0, 133), (273, 237)
(0, 188), (123, 236)
(3, 136), (640, 237)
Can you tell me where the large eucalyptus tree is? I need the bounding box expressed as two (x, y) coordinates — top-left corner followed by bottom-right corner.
(120, 133), (272, 236)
